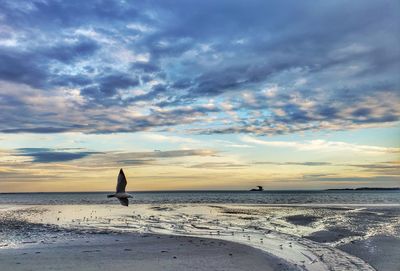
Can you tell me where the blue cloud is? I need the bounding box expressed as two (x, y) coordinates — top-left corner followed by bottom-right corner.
(42, 39), (99, 64)
(17, 148), (98, 163)
(81, 72), (139, 99)
(14, 148), (217, 164)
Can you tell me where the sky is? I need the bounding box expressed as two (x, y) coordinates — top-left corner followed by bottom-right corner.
(0, 0), (399, 192)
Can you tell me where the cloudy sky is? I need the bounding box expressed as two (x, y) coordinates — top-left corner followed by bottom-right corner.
(0, 0), (399, 192)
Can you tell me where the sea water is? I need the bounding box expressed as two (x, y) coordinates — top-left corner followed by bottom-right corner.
(0, 190), (399, 205)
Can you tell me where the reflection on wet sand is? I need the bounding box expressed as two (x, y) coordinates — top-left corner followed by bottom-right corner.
(2, 204), (399, 270)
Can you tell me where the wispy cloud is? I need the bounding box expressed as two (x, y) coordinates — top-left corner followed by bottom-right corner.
(304, 176), (400, 184)
(214, 140), (253, 148)
(347, 161), (400, 175)
(188, 162), (247, 169)
(254, 161), (332, 166)
(2, 148), (218, 165)
(241, 136), (400, 154)
(140, 133), (199, 144)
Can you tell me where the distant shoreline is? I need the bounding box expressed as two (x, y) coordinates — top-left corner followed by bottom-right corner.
(326, 187), (400, 191)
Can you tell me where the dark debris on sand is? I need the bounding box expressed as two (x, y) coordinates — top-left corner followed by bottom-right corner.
(284, 215), (319, 226)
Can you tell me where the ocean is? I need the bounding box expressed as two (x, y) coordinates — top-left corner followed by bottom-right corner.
(1, 190), (399, 205)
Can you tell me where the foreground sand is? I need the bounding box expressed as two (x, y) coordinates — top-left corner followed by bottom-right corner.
(1, 204), (384, 271)
(0, 233), (297, 271)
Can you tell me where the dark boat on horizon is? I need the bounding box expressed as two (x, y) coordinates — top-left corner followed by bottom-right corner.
(250, 186), (264, 191)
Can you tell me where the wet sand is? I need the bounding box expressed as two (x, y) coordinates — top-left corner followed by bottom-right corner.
(339, 235), (400, 271)
(0, 233), (297, 271)
(2, 203), (398, 270)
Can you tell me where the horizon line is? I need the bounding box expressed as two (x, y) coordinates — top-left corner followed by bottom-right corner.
(1, 187), (399, 194)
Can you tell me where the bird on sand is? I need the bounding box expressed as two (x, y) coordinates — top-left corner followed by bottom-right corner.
(107, 169), (132, 206)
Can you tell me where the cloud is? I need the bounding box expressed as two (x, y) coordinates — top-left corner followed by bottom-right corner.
(119, 149), (217, 159)
(0, 126), (87, 134)
(41, 39), (100, 64)
(214, 140), (253, 148)
(302, 173), (336, 179)
(188, 162), (247, 169)
(241, 136), (400, 154)
(304, 176), (400, 184)
(12, 147), (217, 164)
(16, 148), (98, 163)
(116, 159), (156, 166)
(197, 90), (400, 135)
(0, 49), (49, 88)
(0, 81), (220, 134)
(140, 133), (198, 144)
(349, 163), (400, 170)
(81, 72), (139, 99)
(254, 161), (332, 166)
(0, 0), (398, 135)
(347, 161), (400, 175)
(0, 170), (59, 180)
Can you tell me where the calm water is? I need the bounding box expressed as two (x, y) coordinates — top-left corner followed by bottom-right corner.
(0, 190), (399, 205)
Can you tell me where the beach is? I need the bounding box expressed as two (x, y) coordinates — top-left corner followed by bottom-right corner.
(1, 192), (399, 271)
(0, 233), (297, 271)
